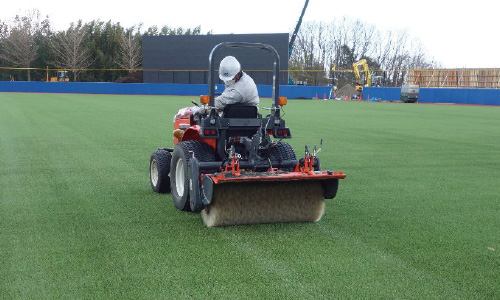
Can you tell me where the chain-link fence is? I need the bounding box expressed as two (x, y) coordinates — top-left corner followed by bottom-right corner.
(0, 67), (349, 86)
(3, 67), (500, 89)
(0, 67), (134, 83)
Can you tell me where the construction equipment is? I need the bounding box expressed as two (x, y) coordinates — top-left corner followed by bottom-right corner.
(288, 0), (309, 85)
(149, 42), (346, 227)
(353, 60), (384, 96)
(401, 85), (420, 103)
(353, 59), (370, 97)
(47, 69), (69, 82)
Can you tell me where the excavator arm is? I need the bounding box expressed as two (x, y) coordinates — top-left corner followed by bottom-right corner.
(352, 59), (371, 86)
(353, 59), (372, 96)
(363, 63), (371, 87)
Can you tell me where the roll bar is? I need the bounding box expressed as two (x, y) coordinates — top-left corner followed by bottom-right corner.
(208, 42), (281, 108)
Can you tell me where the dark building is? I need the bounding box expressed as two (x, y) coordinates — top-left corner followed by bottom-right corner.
(142, 33), (289, 85)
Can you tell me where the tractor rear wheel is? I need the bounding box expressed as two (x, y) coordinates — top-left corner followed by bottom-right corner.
(170, 141), (216, 211)
(150, 149), (172, 193)
(269, 141), (296, 171)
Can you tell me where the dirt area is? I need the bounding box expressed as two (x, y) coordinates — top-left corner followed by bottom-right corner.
(336, 84), (356, 99)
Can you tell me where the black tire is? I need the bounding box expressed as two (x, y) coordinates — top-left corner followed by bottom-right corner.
(322, 179), (339, 199)
(170, 141), (216, 211)
(150, 149), (172, 194)
(269, 141), (297, 171)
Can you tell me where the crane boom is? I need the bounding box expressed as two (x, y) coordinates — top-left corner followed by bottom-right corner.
(288, 0), (310, 84)
(289, 0), (309, 57)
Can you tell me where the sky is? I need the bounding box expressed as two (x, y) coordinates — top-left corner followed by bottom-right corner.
(1, 0), (498, 68)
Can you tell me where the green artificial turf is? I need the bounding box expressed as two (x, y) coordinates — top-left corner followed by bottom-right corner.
(0, 93), (499, 299)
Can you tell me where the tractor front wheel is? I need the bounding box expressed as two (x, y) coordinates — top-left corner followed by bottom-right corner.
(150, 149), (172, 193)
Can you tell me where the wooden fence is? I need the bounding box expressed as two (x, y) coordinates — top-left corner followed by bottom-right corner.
(407, 69), (500, 88)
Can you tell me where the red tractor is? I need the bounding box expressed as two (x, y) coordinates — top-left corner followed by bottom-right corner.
(149, 42), (345, 227)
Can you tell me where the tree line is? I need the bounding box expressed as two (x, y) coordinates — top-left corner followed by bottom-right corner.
(0, 10), (206, 82)
(0, 10), (437, 86)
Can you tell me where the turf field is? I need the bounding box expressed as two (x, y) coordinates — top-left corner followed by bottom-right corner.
(0, 93), (499, 299)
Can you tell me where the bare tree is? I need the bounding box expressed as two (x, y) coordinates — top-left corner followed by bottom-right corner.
(290, 22), (331, 85)
(116, 28), (142, 72)
(0, 20), (7, 68)
(406, 38), (435, 69)
(290, 18), (378, 86)
(348, 19), (376, 62)
(290, 17), (438, 87)
(375, 30), (410, 86)
(0, 10), (43, 81)
(49, 21), (92, 81)
(326, 18), (376, 67)
(0, 20), (8, 40)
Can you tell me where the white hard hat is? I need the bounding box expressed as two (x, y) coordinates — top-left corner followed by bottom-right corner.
(219, 56), (241, 82)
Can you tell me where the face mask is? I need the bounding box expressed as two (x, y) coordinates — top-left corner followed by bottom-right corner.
(225, 79), (235, 86)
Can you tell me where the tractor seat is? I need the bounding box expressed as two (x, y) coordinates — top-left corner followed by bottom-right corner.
(216, 104), (260, 160)
(221, 104), (260, 137)
(222, 104), (258, 119)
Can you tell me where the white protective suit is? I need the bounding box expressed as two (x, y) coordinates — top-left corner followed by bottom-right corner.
(215, 72), (259, 111)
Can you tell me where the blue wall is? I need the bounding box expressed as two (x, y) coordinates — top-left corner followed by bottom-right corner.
(0, 81), (332, 100)
(2, 82), (498, 105)
(364, 87), (500, 106)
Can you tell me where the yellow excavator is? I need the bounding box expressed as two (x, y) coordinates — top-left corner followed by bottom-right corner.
(353, 59), (370, 97)
(353, 59), (383, 98)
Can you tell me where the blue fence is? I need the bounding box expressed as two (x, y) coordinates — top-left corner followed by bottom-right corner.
(0, 81), (332, 100)
(2, 82), (499, 105)
(364, 87), (500, 106)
